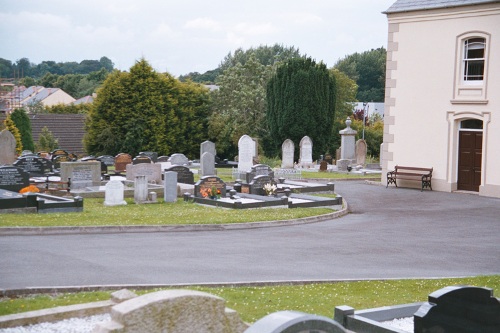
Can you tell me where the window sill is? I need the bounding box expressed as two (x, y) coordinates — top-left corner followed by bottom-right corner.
(450, 99), (488, 105)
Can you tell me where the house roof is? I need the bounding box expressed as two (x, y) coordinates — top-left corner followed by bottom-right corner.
(384, 0), (500, 13)
(73, 95), (94, 105)
(23, 87), (62, 105)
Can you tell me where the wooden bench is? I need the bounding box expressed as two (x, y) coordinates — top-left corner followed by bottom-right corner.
(386, 165), (433, 191)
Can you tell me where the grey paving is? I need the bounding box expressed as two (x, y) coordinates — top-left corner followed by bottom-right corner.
(0, 181), (499, 290)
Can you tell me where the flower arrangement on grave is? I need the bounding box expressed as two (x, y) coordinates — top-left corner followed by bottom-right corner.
(263, 183), (277, 196)
(200, 187), (221, 199)
(19, 185), (40, 194)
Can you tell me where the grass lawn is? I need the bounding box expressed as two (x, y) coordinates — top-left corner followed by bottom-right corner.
(1, 276), (498, 323)
(0, 198), (335, 227)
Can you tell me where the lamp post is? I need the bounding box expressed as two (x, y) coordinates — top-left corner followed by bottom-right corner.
(362, 103), (369, 140)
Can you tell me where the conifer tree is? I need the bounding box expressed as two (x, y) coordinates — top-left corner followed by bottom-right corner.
(3, 116), (23, 155)
(10, 108), (35, 152)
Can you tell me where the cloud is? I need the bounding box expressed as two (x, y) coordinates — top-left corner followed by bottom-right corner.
(184, 18), (222, 32)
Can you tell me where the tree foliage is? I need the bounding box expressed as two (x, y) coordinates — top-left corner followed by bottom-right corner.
(334, 47), (386, 102)
(36, 126), (59, 152)
(208, 55), (273, 159)
(84, 59), (210, 158)
(266, 57), (336, 159)
(10, 108), (35, 152)
(3, 116), (23, 155)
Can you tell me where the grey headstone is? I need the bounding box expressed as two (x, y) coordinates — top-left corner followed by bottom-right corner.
(170, 153), (189, 166)
(238, 135), (255, 173)
(281, 139), (294, 168)
(126, 163), (162, 184)
(134, 175), (148, 203)
(245, 310), (346, 333)
(201, 140), (216, 159)
(356, 139), (367, 166)
(104, 179), (127, 206)
(0, 130), (17, 165)
(163, 171), (177, 203)
(299, 136), (313, 167)
(60, 162), (101, 189)
(0, 166), (30, 192)
(200, 151), (216, 177)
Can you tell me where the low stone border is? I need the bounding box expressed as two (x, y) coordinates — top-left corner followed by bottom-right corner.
(0, 199), (348, 236)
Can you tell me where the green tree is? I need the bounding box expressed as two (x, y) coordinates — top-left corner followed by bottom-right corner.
(329, 68), (358, 152)
(36, 126), (59, 152)
(208, 55), (273, 159)
(334, 48), (386, 102)
(10, 108), (35, 152)
(3, 116), (23, 155)
(266, 57), (336, 159)
(85, 59), (210, 158)
(349, 118), (383, 159)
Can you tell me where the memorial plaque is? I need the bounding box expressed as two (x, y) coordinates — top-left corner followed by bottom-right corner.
(114, 153), (132, 173)
(165, 165), (194, 185)
(194, 176), (226, 198)
(14, 156), (52, 176)
(0, 166), (30, 192)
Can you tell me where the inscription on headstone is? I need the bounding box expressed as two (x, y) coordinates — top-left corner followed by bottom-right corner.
(60, 162), (101, 189)
(14, 156), (53, 177)
(0, 166), (30, 192)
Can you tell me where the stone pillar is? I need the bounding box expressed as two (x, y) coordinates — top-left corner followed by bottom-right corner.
(134, 175), (148, 203)
(163, 171), (177, 203)
(338, 117), (357, 171)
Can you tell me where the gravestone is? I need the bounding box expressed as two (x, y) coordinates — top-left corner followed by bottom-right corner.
(200, 151), (216, 177)
(14, 156), (53, 177)
(246, 164), (274, 184)
(60, 161), (101, 189)
(0, 188), (36, 212)
(165, 165), (194, 185)
(0, 166), (30, 192)
(114, 153), (132, 173)
(126, 163), (162, 184)
(104, 179), (127, 206)
(53, 155), (72, 170)
(94, 290), (247, 333)
(97, 155), (115, 166)
(356, 139), (367, 166)
(415, 285), (500, 333)
(194, 176), (226, 198)
(281, 139), (294, 169)
(248, 175), (274, 195)
(157, 155), (170, 163)
(338, 117), (357, 171)
(200, 140), (216, 159)
(238, 135), (255, 173)
(320, 160), (328, 172)
(299, 136), (313, 167)
(21, 150), (35, 157)
(132, 155), (152, 165)
(170, 153), (189, 166)
(134, 175), (148, 203)
(163, 171), (177, 203)
(139, 151), (158, 163)
(246, 311), (346, 333)
(50, 149), (69, 162)
(0, 130), (17, 165)
(324, 154), (333, 165)
(336, 148), (341, 162)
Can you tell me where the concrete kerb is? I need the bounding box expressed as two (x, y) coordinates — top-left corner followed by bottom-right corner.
(0, 199), (349, 236)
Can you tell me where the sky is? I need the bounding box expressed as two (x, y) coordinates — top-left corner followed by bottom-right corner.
(1, 0), (396, 77)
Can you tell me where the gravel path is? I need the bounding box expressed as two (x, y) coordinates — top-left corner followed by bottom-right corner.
(0, 314), (110, 333)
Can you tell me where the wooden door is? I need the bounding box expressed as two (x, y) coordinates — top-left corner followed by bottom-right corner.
(457, 131), (482, 191)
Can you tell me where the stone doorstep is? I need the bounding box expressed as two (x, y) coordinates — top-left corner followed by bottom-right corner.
(0, 300), (114, 329)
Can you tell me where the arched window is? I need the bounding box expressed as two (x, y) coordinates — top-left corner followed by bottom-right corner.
(463, 38), (485, 82)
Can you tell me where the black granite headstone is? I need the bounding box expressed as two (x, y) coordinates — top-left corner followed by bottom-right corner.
(133, 156), (152, 164)
(246, 311), (347, 333)
(0, 166), (30, 192)
(246, 164), (274, 183)
(165, 165), (194, 185)
(157, 155), (170, 163)
(194, 176), (226, 198)
(249, 175), (274, 195)
(415, 285), (500, 333)
(53, 155), (72, 170)
(139, 151), (158, 163)
(50, 149), (69, 162)
(97, 155), (115, 166)
(14, 156), (53, 176)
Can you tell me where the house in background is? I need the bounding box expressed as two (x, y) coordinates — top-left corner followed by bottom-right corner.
(0, 86), (76, 113)
(382, 0), (500, 198)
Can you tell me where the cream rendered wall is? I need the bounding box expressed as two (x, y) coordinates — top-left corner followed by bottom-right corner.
(41, 89), (76, 106)
(383, 4), (500, 197)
